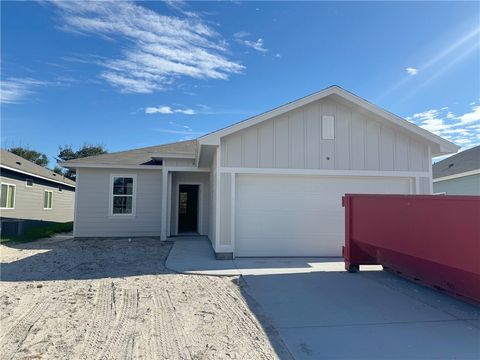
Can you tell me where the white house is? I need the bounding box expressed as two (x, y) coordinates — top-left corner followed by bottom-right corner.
(61, 86), (458, 258)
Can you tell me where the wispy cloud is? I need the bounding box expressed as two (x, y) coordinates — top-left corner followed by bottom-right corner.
(144, 103), (251, 116)
(405, 67), (418, 76)
(145, 106), (195, 115)
(234, 31), (268, 53)
(0, 78), (49, 104)
(153, 128), (203, 135)
(49, 1), (244, 93)
(408, 102), (480, 149)
(378, 26), (480, 102)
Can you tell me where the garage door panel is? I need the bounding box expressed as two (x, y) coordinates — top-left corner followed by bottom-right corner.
(235, 174), (410, 257)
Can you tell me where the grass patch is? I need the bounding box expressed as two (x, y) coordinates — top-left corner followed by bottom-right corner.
(0, 221), (73, 244)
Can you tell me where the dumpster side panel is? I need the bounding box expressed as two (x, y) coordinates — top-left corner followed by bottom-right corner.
(343, 194), (480, 303)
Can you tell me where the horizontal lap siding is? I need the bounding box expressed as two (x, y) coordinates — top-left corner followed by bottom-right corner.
(0, 172), (74, 223)
(221, 97), (429, 173)
(75, 168), (162, 237)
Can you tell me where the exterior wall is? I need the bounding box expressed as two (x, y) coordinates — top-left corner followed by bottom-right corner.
(221, 97), (430, 173)
(208, 149), (218, 245)
(433, 174), (480, 195)
(219, 172), (233, 247)
(0, 169), (74, 223)
(164, 158), (196, 167)
(170, 171), (210, 236)
(74, 168), (162, 237)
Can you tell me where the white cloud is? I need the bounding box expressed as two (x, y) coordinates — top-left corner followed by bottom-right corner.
(49, 1), (244, 93)
(153, 128), (203, 135)
(0, 78), (48, 104)
(234, 31), (268, 53)
(145, 106), (196, 115)
(410, 103), (480, 150)
(456, 105), (480, 124)
(405, 67), (418, 76)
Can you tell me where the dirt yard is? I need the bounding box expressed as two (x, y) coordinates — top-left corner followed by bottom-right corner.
(0, 235), (288, 360)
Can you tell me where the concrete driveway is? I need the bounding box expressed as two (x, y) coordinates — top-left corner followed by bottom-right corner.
(167, 237), (480, 359)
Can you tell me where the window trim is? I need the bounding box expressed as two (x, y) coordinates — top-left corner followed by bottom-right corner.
(25, 178), (34, 187)
(109, 174), (137, 217)
(0, 182), (16, 210)
(43, 190), (53, 210)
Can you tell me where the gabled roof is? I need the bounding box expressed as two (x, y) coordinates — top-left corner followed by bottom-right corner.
(60, 140), (197, 168)
(433, 145), (480, 179)
(0, 149), (75, 187)
(198, 85), (459, 156)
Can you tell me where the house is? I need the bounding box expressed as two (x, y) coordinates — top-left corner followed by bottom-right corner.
(433, 145), (480, 195)
(61, 86), (458, 258)
(0, 149), (76, 236)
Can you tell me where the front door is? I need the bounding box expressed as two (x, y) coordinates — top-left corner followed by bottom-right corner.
(178, 184), (199, 233)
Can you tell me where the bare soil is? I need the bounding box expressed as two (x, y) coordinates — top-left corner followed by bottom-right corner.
(0, 235), (286, 360)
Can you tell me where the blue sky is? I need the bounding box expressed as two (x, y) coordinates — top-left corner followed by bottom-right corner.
(1, 1), (479, 167)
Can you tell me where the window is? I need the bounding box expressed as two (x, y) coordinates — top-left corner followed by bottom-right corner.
(111, 176), (136, 215)
(26, 178), (34, 187)
(322, 115), (335, 140)
(44, 190), (53, 209)
(0, 183), (15, 209)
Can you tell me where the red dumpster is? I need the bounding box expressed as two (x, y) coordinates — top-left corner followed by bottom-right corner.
(342, 194), (480, 304)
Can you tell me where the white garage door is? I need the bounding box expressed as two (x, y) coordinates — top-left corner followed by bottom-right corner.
(235, 174), (411, 257)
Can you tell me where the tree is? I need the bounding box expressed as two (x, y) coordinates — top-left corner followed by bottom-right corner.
(56, 144), (107, 179)
(8, 147), (49, 167)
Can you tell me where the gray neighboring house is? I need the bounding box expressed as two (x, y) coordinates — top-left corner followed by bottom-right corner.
(0, 149), (76, 236)
(433, 145), (480, 195)
(61, 86), (458, 258)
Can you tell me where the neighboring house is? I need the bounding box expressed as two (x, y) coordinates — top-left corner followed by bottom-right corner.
(433, 145), (480, 195)
(61, 86), (458, 258)
(0, 150), (75, 236)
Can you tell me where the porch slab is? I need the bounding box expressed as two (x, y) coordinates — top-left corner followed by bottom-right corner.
(165, 236), (241, 276)
(165, 236), (381, 276)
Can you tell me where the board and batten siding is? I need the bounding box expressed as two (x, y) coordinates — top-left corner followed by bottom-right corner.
(0, 170), (74, 223)
(74, 168), (162, 237)
(220, 97), (429, 173)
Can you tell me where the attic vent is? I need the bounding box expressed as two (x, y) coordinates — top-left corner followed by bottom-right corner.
(448, 163), (454, 169)
(16, 161), (21, 165)
(322, 115), (335, 140)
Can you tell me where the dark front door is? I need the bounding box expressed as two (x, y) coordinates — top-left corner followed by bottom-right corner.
(178, 184), (199, 233)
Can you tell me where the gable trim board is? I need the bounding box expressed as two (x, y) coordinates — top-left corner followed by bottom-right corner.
(433, 169), (480, 183)
(0, 164), (75, 188)
(199, 86), (458, 157)
(61, 86), (458, 258)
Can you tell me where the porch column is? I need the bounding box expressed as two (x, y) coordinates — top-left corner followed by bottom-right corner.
(161, 169), (168, 240)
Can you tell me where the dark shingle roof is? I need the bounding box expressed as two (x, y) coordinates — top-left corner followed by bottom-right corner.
(60, 140), (197, 166)
(433, 145), (480, 179)
(0, 149), (75, 186)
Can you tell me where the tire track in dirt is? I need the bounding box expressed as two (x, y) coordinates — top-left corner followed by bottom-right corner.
(148, 289), (192, 360)
(80, 282), (116, 360)
(97, 287), (139, 360)
(0, 300), (50, 360)
(194, 276), (275, 360)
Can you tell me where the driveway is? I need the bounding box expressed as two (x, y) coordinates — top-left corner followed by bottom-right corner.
(168, 237), (480, 359)
(0, 235), (287, 359)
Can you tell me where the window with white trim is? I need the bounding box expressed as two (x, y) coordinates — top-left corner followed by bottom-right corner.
(111, 176), (135, 215)
(1, 183), (15, 209)
(44, 190), (53, 209)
